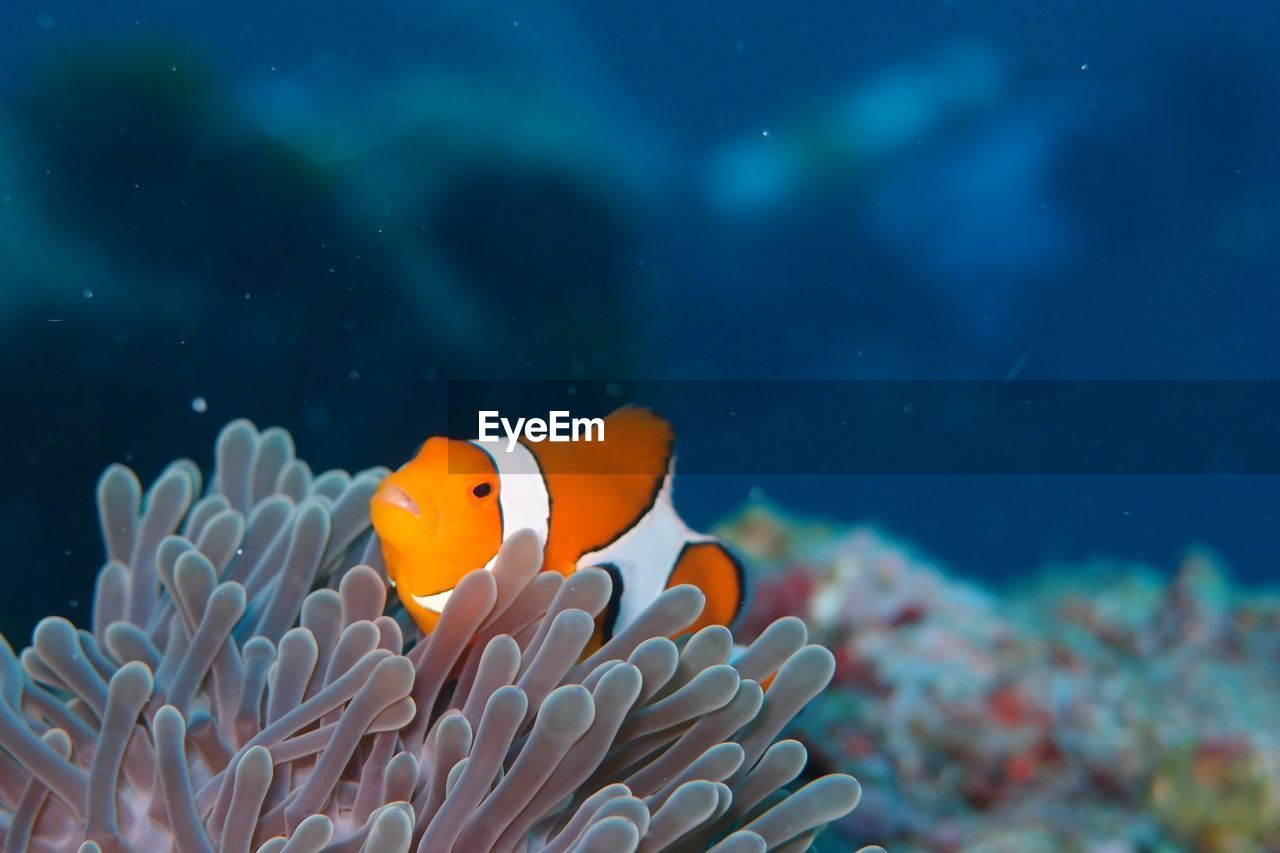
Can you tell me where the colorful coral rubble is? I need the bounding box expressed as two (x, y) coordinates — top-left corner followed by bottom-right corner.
(723, 502), (1280, 853)
(0, 422), (862, 852)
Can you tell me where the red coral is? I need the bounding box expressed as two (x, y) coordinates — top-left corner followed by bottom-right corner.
(986, 684), (1045, 728)
(742, 566), (816, 635)
(889, 602), (926, 627)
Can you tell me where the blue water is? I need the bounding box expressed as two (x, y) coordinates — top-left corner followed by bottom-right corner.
(2, 1), (1279, 639)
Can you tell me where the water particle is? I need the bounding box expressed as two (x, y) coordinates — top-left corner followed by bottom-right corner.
(1080, 63), (1089, 71)
(761, 129), (770, 138)
(82, 289), (94, 299)
(349, 369), (360, 380)
(191, 396), (208, 414)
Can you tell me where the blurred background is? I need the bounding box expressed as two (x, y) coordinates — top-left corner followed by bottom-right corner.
(1, 2), (1278, 848)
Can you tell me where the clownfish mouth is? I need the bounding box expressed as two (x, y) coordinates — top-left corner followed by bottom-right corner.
(376, 483), (420, 517)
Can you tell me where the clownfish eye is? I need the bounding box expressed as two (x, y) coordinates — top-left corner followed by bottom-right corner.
(471, 482), (492, 499)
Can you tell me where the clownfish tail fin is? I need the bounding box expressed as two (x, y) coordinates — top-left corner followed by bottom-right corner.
(668, 540), (749, 635)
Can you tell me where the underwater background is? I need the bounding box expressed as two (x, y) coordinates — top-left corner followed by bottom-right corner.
(2, 1), (1279, 849)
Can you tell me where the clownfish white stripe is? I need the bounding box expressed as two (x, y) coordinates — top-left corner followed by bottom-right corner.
(411, 588), (454, 613)
(578, 471), (715, 631)
(470, 438), (551, 548)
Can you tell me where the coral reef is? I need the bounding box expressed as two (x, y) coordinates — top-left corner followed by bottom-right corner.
(0, 423), (862, 852)
(723, 502), (1280, 852)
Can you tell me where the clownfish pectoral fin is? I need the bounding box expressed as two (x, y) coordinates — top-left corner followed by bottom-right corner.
(597, 563), (625, 637)
(581, 562), (625, 654)
(668, 541), (749, 636)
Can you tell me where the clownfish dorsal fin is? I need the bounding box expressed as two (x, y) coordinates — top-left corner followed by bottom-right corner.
(592, 406), (675, 481)
(532, 406), (676, 572)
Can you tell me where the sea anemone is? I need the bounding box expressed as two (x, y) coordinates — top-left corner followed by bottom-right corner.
(0, 420), (863, 852)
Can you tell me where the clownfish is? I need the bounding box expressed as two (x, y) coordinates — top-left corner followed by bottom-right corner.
(370, 406), (747, 640)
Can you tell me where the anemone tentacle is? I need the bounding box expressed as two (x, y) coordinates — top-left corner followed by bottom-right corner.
(0, 419), (864, 852)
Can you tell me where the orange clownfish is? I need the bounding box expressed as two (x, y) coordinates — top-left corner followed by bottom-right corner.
(369, 406), (747, 640)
